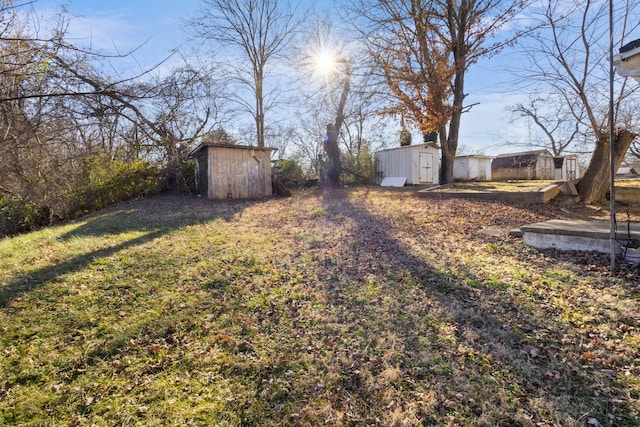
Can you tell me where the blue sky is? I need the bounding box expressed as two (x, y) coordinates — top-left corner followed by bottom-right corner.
(32, 0), (531, 156)
(34, 0), (202, 70)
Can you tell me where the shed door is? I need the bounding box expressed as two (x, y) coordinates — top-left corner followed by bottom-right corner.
(419, 151), (434, 184)
(477, 160), (486, 181)
(566, 158), (577, 180)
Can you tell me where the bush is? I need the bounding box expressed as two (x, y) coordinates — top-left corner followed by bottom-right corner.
(0, 195), (50, 237)
(273, 158), (305, 188)
(72, 157), (161, 216)
(180, 160), (197, 194)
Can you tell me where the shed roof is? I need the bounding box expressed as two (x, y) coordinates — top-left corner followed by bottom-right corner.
(455, 155), (493, 160)
(189, 143), (277, 158)
(492, 149), (552, 169)
(494, 149), (551, 158)
(376, 142), (439, 154)
(553, 157), (564, 169)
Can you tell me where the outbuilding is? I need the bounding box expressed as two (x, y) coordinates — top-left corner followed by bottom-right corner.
(191, 143), (275, 199)
(553, 155), (580, 181)
(453, 155), (493, 181)
(374, 143), (440, 186)
(492, 149), (555, 181)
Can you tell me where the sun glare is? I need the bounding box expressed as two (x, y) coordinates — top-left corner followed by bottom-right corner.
(314, 49), (338, 77)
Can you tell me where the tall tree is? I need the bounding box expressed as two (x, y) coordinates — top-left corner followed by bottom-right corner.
(191, 0), (300, 148)
(350, 0), (530, 184)
(513, 0), (640, 203)
(323, 60), (350, 187)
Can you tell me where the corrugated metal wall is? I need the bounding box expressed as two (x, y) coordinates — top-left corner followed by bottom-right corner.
(374, 144), (439, 185)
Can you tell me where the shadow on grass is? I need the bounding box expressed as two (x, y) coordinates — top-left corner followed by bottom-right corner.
(1, 193), (259, 306)
(317, 189), (637, 426)
(0, 231), (163, 307)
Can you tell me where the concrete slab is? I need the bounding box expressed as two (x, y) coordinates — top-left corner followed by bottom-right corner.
(521, 219), (640, 253)
(616, 188), (640, 203)
(417, 183), (563, 203)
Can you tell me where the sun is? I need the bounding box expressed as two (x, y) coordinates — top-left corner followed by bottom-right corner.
(313, 48), (339, 78)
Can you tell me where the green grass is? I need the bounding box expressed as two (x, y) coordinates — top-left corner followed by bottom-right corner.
(1, 190), (638, 426)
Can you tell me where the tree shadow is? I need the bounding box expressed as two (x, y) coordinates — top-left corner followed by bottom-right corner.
(316, 189), (637, 425)
(1, 193), (260, 306)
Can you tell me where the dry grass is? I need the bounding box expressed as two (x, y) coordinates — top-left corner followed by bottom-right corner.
(617, 178), (640, 188)
(1, 188), (638, 426)
(448, 180), (559, 192)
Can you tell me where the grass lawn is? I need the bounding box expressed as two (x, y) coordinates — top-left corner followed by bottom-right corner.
(1, 188), (638, 426)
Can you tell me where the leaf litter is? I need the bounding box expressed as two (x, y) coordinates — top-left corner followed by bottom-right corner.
(0, 188), (638, 426)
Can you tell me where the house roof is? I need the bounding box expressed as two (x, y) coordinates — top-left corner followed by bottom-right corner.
(617, 38), (640, 82)
(621, 38), (640, 54)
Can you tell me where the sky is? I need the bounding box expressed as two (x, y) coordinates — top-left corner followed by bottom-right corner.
(31, 0), (536, 157)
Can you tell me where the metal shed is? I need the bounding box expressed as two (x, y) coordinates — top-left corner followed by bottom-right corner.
(492, 150), (554, 181)
(374, 143), (440, 186)
(191, 144), (275, 199)
(453, 155), (493, 181)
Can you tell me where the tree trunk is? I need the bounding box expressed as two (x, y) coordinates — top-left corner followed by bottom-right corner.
(440, 44), (465, 185)
(441, 105), (460, 184)
(256, 70), (264, 148)
(324, 123), (341, 187)
(576, 129), (636, 203)
(323, 64), (350, 188)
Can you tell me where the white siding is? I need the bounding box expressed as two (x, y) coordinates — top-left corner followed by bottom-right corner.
(454, 156), (492, 181)
(375, 144), (439, 185)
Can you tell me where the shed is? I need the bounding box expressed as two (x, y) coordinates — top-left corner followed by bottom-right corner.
(553, 155), (580, 181)
(374, 143), (440, 186)
(453, 155), (493, 181)
(191, 144), (275, 199)
(491, 150), (555, 181)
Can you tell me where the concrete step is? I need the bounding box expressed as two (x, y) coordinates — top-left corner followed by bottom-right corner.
(520, 219), (640, 253)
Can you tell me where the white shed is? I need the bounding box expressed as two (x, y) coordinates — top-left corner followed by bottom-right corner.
(453, 155), (493, 181)
(374, 143), (440, 186)
(553, 155), (580, 181)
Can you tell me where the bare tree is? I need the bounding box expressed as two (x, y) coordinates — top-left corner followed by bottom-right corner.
(190, 0), (301, 148)
(265, 124), (297, 160)
(0, 2), (222, 230)
(512, 0), (640, 203)
(507, 94), (584, 156)
(350, 0), (531, 184)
